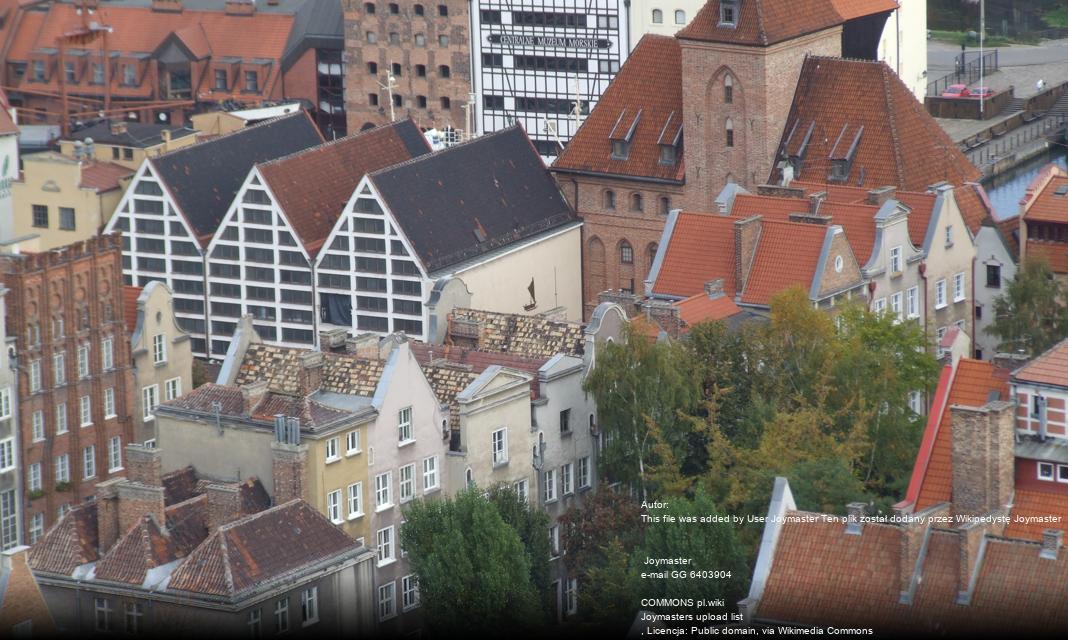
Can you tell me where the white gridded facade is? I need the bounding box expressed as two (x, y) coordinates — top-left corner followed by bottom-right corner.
(109, 166), (209, 356)
(314, 181), (429, 342)
(472, 0), (628, 159)
(204, 173), (317, 358)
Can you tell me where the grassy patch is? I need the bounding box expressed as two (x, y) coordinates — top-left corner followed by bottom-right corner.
(1044, 6), (1068, 28)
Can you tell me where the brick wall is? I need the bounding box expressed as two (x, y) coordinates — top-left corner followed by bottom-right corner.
(0, 234), (136, 539)
(816, 230), (865, 297)
(950, 402), (1015, 517)
(343, 0), (472, 133)
(271, 442), (309, 504)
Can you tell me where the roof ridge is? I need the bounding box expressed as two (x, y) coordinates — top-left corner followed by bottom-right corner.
(217, 498), (304, 533)
(149, 111), (309, 164)
(218, 530), (235, 594)
(257, 118), (413, 170)
(369, 125), (523, 178)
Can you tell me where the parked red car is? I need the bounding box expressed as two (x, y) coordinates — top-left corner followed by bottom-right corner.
(942, 84), (971, 98)
(969, 86), (994, 99)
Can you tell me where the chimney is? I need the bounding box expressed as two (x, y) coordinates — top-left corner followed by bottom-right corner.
(808, 191), (827, 215)
(205, 483), (241, 534)
(161, 129), (172, 146)
(151, 0), (183, 12)
(271, 416), (307, 503)
(704, 278), (725, 300)
(642, 299), (681, 338)
(866, 186), (897, 206)
(224, 0), (255, 15)
(95, 478), (123, 552)
(240, 380), (269, 414)
(896, 503), (945, 604)
(950, 401), (1015, 517)
(349, 334), (380, 360)
(1041, 529), (1063, 560)
(109, 121), (128, 137)
(845, 502), (866, 535)
(125, 443), (161, 486)
(299, 351), (324, 395)
(755, 184), (805, 199)
(733, 216), (763, 297)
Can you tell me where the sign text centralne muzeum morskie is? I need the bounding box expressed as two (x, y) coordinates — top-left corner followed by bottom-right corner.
(488, 34), (612, 49)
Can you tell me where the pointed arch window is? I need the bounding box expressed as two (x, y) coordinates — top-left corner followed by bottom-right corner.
(724, 75), (734, 104)
(725, 118), (734, 148)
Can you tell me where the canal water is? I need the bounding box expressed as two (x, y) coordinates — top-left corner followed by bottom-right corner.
(982, 144), (1068, 219)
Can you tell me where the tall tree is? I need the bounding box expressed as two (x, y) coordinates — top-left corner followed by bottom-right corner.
(400, 490), (542, 635)
(988, 256), (1068, 356)
(485, 485), (553, 621)
(583, 323), (700, 498)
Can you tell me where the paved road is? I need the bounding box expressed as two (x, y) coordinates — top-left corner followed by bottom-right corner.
(928, 37), (1068, 98)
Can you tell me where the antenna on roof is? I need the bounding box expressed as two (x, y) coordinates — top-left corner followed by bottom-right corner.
(378, 67), (398, 123)
(571, 75), (585, 130)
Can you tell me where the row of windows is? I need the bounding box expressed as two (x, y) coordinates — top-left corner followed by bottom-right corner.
(30, 205), (77, 231)
(365, 2), (448, 16)
(542, 457), (592, 502)
(369, 92), (452, 110)
(368, 61), (450, 78)
(378, 574), (421, 620)
(26, 338), (117, 393)
(28, 60), (263, 93)
(602, 190), (672, 215)
(650, 9), (686, 24)
(367, 31), (451, 47)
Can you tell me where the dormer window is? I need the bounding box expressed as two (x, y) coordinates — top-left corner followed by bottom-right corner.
(720, 0), (738, 27)
(659, 144), (676, 165)
(122, 63), (137, 86)
(611, 140), (630, 160)
(32, 60), (45, 82)
(609, 108), (641, 161)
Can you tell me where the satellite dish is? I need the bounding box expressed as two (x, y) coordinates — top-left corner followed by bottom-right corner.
(158, 112), (168, 122)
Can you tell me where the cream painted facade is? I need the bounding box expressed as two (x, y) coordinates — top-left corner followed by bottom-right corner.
(973, 223), (1016, 360)
(628, 0), (700, 47)
(9, 153), (129, 251)
(130, 282), (194, 445)
(877, 0), (928, 99)
(923, 186), (977, 353)
(58, 129), (198, 171)
(446, 224), (584, 322)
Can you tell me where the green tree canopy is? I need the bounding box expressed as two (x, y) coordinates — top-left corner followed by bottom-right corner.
(988, 256), (1068, 356)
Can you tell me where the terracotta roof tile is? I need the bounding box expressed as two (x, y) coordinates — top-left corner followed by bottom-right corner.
(551, 35), (683, 182)
(27, 504), (99, 576)
(166, 500), (357, 598)
(1024, 240), (1068, 272)
(774, 58), (980, 191)
(257, 119), (430, 256)
(913, 359), (1011, 511)
(674, 292), (742, 327)
(741, 220), (830, 305)
(677, 0), (894, 46)
(172, 23), (212, 60)
(249, 392), (353, 428)
(161, 466), (199, 506)
(733, 193), (881, 264)
(122, 285), (141, 333)
(93, 515), (178, 585)
(162, 383), (245, 415)
(79, 161), (133, 193)
(1004, 489), (1068, 541)
(652, 212), (737, 298)
(233, 343), (386, 397)
(448, 308), (585, 359)
(1012, 338), (1068, 388)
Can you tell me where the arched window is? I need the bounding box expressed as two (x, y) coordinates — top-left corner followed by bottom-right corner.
(603, 190), (616, 210)
(414, 3), (424, 15)
(724, 75), (733, 104)
(440, 96), (451, 109)
(652, 9), (663, 23)
(658, 196), (671, 215)
(438, 65), (451, 78)
(675, 9), (686, 24)
(619, 241), (634, 264)
(364, 2), (375, 14)
(630, 193), (643, 212)
(725, 118), (734, 148)
(438, 4), (448, 16)
(465, 468), (474, 487)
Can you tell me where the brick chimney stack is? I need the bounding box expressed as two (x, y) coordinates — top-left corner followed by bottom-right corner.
(299, 351), (324, 395)
(704, 278), (725, 300)
(950, 401), (1016, 517)
(808, 191), (827, 215)
(205, 483), (241, 534)
(116, 445), (166, 536)
(866, 186), (897, 206)
(240, 380), (269, 415)
(844, 502), (866, 535)
(95, 479), (123, 552)
(733, 216), (762, 297)
(271, 416), (308, 503)
(126, 444), (161, 486)
(1041, 529), (1063, 560)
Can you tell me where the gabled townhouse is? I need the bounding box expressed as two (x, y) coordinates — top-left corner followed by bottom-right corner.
(123, 282), (193, 445)
(203, 119), (430, 357)
(28, 445), (376, 636)
(645, 211), (867, 317)
(0, 235), (137, 544)
(738, 343), (1068, 632)
(314, 125), (584, 341)
(103, 111), (324, 357)
(1019, 165), (1068, 287)
(722, 179), (978, 359)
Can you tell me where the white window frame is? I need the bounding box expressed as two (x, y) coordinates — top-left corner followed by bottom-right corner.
(935, 279), (947, 309)
(325, 437), (340, 462)
(1038, 462), (1055, 481)
(95, 597), (112, 631)
(301, 586), (319, 626)
(29, 512), (44, 543)
(152, 333), (167, 364)
(889, 246), (902, 274)
(872, 297), (886, 315)
(77, 344), (90, 378)
(378, 582), (396, 621)
(906, 286), (919, 319)
(402, 575), (420, 610)
(565, 578), (578, 615)
(890, 292), (903, 322)
(561, 463), (574, 495)
(29, 360), (41, 393)
(80, 395), (92, 427)
(141, 385), (158, 422)
(0, 387), (11, 419)
(124, 602), (143, 634)
(108, 436), (122, 472)
(399, 463), (416, 502)
(422, 455), (439, 491)
(274, 598), (289, 634)
(544, 468), (557, 503)
(247, 609), (261, 637)
(377, 526), (395, 566)
(83, 445), (96, 479)
(346, 430), (361, 456)
(104, 388), (116, 419)
(348, 482), (363, 519)
(514, 479), (528, 502)
(56, 403), (68, 434)
(54, 352), (66, 386)
(374, 472), (392, 511)
(31, 411), (44, 442)
(0, 438), (15, 472)
(102, 337), (114, 371)
(398, 406), (413, 444)
(491, 428), (508, 466)
(953, 272), (966, 302)
(28, 462), (41, 492)
(327, 489), (342, 523)
(55, 454), (70, 483)
(0, 490), (15, 550)
(550, 524), (560, 558)
(165, 377), (182, 401)
(1058, 464), (1068, 484)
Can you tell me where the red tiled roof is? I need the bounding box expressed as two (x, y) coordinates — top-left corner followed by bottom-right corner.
(1012, 338), (1068, 388)
(677, 0), (895, 46)
(652, 212), (737, 297)
(162, 383), (245, 415)
(172, 23), (212, 60)
(741, 220), (829, 305)
(910, 359), (1010, 511)
(0, 104), (15, 136)
(409, 342), (548, 377)
(27, 504), (99, 576)
(733, 193), (881, 264)
(257, 119), (431, 256)
(994, 215), (1020, 259)
(1005, 489), (1068, 541)
(122, 285), (142, 333)
(1023, 175), (1068, 224)
(249, 392), (354, 428)
(1024, 240), (1068, 273)
(93, 515), (178, 585)
(79, 161), (133, 193)
(774, 58), (980, 191)
(551, 35), (683, 182)
(9, 4), (295, 101)
(675, 292), (742, 327)
(166, 500), (358, 598)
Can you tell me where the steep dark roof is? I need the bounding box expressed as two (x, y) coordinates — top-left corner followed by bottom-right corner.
(66, 121), (197, 147)
(369, 126), (577, 273)
(149, 112), (322, 245)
